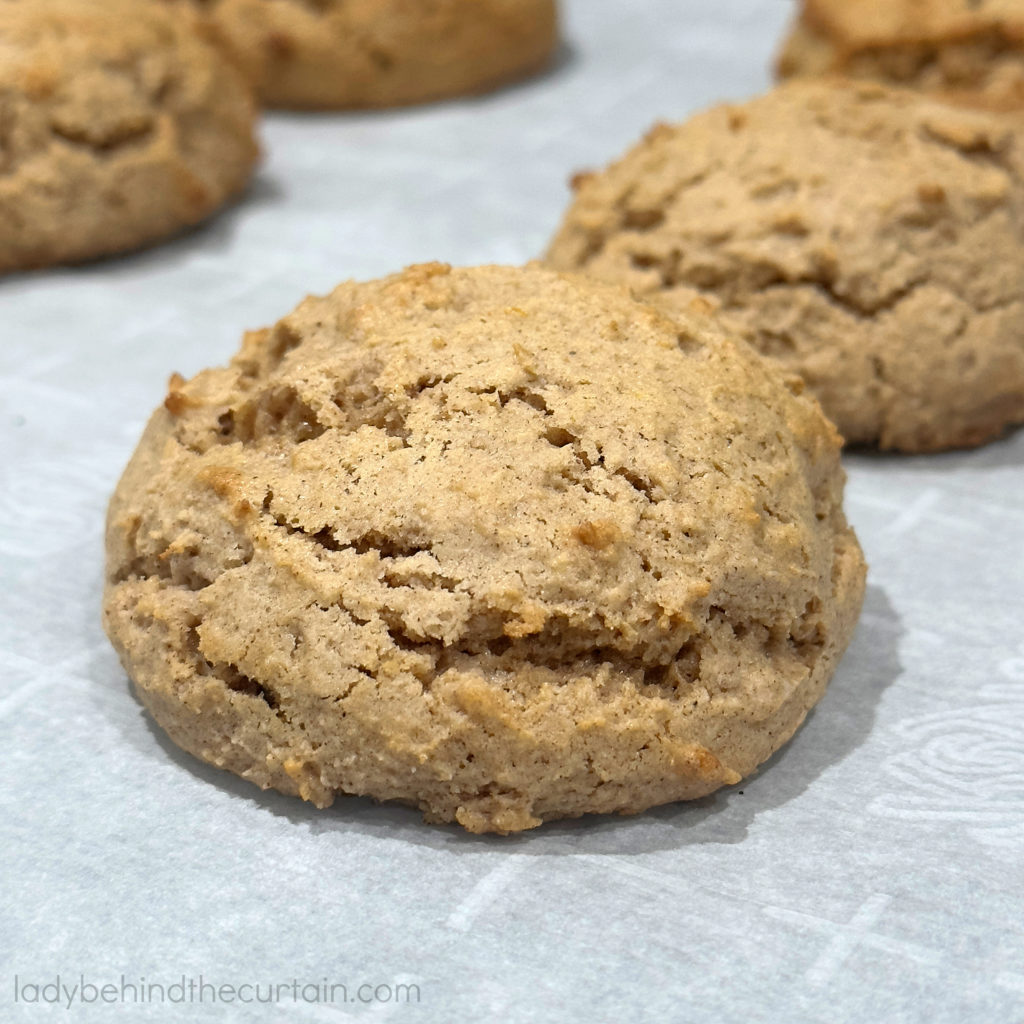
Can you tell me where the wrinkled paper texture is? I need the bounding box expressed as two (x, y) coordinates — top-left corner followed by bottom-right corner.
(2, 2), (1022, 1021)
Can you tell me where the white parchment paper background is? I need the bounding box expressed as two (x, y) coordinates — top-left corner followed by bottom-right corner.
(2, 2), (1022, 1021)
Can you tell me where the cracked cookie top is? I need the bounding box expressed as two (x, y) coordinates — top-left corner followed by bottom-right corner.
(777, 0), (1024, 106)
(103, 263), (866, 833)
(161, 0), (558, 110)
(546, 80), (1024, 452)
(0, 0), (258, 271)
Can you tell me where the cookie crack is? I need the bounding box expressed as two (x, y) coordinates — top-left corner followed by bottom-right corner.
(436, 638), (709, 697)
(465, 384), (552, 415)
(49, 118), (154, 155)
(184, 625), (293, 721)
(558, 440), (659, 503)
(708, 602), (827, 672)
(268, 512), (433, 561)
(918, 118), (1017, 178)
(576, 167), (712, 268)
(111, 517), (253, 592)
(799, 275), (929, 320)
(112, 552), (213, 591)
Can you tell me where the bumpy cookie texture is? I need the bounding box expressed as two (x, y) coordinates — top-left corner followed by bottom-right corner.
(777, 0), (1024, 107)
(103, 263), (866, 834)
(165, 0), (559, 110)
(546, 81), (1024, 452)
(0, 0), (258, 272)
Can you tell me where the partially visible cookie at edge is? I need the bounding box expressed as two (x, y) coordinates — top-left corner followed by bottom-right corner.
(0, 0), (259, 273)
(777, 0), (1024, 108)
(103, 262), (866, 834)
(165, 0), (559, 110)
(546, 80), (1024, 452)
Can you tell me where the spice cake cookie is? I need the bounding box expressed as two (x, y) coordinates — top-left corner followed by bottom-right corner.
(0, 0), (259, 272)
(546, 81), (1024, 451)
(165, 0), (559, 110)
(103, 263), (866, 833)
(777, 0), (1024, 107)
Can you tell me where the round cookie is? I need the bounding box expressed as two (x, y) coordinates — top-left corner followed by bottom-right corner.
(546, 81), (1024, 452)
(0, 0), (259, 273)
(103, 263), (866, 834)
(166, 0), (559, 110)
(777, 0), (1024, 108)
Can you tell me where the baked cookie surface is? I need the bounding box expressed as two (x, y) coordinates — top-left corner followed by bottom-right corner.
(0, 0), (258, 273)
(777, 0), (1024, 107)
(103, 263), (865, 834)
(546, 81), (1024, 452)
(169, 0), (559, 110)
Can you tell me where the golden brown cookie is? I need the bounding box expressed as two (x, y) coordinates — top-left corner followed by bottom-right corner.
(546, 81), (1024, 452)
(0, 0), (259, 273)
(777, 0), (1024, 107)
(103, 263), (866, 834)
(167, 0), (559, 110)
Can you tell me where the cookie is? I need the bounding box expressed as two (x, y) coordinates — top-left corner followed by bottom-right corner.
(777, 0), (1024, 107)
(546, 81), (1024, 452)
(0, 0), (259, 273)
(166, 0), (559, 110)
(103, 262), (866, 834)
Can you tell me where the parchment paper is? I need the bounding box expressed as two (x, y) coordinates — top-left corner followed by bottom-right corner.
(2, 2), (1022, 1021)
